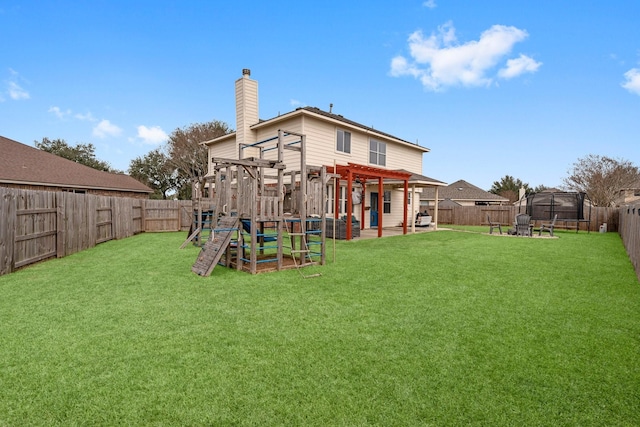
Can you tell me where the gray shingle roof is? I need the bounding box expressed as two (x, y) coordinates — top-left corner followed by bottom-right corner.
(0, 135), (152, 193)
(420, 179), (508, 202)
(395, 169), (446, 185)
(208, 106), (431, 154)
(253, 106), (429, 151)
(299, 107), (420, 146)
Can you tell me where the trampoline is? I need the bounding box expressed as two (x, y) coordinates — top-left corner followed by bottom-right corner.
(521, 191), (592, 232)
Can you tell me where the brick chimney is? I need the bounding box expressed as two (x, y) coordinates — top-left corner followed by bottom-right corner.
(235, 69), (259, 151)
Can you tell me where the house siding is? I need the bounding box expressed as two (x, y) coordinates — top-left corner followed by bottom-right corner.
(383, 142), (423, 175)
(235, 73), (259, 148)
(251, 115), (424, 175)
(254, 120), (304, 166)
(360, 185), (411, 229)
(206, 111), (424, 177)
(207, 138), (238, 176)
(205, 113), (425, 228)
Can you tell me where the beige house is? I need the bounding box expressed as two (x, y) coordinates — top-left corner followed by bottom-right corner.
(202, 69), (445, 233)
(617, 188), (640, 206)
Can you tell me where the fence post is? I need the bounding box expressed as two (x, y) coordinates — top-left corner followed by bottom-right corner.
(175, 200), (181, 231)
(109, 196), (116, 240)
(56, 191), (66, 258)
(0, 188), (16, 274)
(141, 198), (147, 232)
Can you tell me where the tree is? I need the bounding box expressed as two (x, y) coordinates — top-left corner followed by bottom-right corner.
(128, 148), (177, 199)
(489, 175), (531, 203)
(532, 184), (551, 193)
(563, 154), (640, 207)
(166, 120), (233, 199)
(35, 137), (118, 172)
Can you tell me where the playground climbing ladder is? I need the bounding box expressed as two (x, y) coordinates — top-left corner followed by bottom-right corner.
(191, 216), (239, 276)
(285, 219), (322, 278)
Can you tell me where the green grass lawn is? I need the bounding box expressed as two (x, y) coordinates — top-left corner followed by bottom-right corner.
(1, 229), (639, 426)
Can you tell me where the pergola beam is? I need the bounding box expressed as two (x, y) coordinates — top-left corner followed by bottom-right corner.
(327, 162), (411, 240)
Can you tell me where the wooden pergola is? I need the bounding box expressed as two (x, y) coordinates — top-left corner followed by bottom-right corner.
(327, 163), (411, 240)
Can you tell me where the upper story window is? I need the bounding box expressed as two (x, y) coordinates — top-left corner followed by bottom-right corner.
(369, 139), (386, 166)
(336, 129), (351, 153)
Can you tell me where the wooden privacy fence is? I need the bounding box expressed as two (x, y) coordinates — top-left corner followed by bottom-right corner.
(1, 187), (631, 276)
(0, 188), (192, 276)
(438, 205), (619, 233)
(619, 203), (640, 282)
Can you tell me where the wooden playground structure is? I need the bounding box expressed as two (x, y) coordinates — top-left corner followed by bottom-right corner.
(191, 130), (329, 276)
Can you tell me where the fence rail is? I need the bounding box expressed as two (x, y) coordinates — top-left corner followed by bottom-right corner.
(437, 205), (619, 233)
(0, 188), (193, 276)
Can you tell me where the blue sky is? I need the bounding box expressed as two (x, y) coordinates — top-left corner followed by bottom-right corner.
(1, 0), (639, 190)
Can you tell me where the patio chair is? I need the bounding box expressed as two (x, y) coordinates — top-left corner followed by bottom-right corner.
(487, 214), (502, 235)
(515, 214), (532, 237)
(539, 214), (558, 237)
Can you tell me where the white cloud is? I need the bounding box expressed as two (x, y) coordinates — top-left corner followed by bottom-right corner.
(7, 81), (29, 100)
(137, 125), (168, 145)
(48, 106), (71, 119)
(49, 106), (97, 122)
(423, 0), (437, 8)
(498, 54), (542, 79)
(4, 68), (30, 100)
(93, 119), (123, 138)
(390, 21), (539, 91)
(75, 111), (97, 121)
(622, 68), (640, 95)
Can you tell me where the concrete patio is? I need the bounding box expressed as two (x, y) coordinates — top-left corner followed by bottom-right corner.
(355, 225), (439, 240)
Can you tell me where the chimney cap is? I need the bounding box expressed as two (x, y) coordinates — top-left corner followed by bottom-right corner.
(242, 68), (251, 77)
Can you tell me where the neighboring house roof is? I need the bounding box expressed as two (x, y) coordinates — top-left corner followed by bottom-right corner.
(203, 106), (430, 154)
(0, 136), (153, 194)
(421, 179), (509, 203)
(537, 187), (564, 193)
(438, 199), (462, 208)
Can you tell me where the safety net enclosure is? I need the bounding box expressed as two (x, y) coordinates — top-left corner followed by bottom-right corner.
(521, 191), (592, 231)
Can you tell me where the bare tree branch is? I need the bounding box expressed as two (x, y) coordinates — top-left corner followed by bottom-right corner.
(165, 120), (233, 198)
(563, 155), (640, 206)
